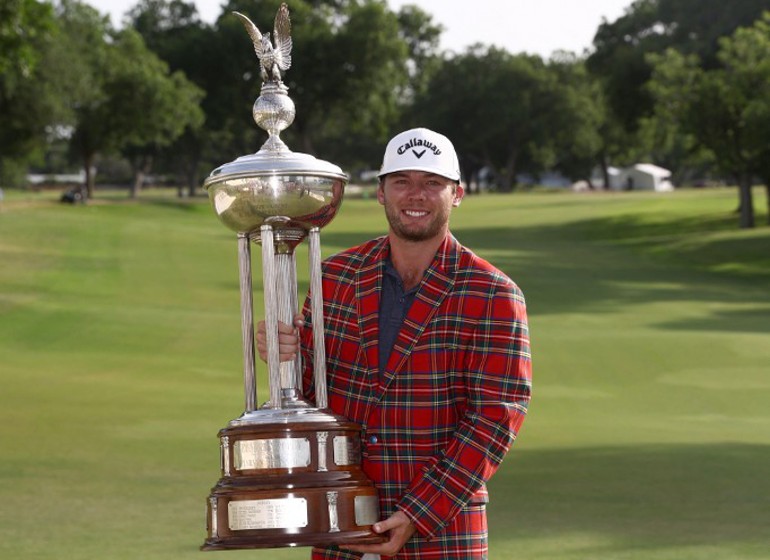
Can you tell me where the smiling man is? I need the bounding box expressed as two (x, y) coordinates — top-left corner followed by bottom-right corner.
(258, 128), (532, 560)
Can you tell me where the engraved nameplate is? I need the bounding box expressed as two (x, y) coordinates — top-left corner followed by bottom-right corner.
(354, 495), (379, 526)
(228, 498), (308, 531)
(234, 438), (311, 470)
(333, 436), (360, 466)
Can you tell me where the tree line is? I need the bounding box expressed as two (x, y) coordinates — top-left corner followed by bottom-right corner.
(1, 0), (768, 227)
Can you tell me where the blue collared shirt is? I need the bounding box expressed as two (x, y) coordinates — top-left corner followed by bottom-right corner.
(378, 259), (419, 375)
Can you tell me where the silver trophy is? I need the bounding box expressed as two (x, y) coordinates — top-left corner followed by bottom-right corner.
(201, 4), (382, 550)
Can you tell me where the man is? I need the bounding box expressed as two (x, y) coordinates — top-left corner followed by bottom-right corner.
(258, 128), (531, 559)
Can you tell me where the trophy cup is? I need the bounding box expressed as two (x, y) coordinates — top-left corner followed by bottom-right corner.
(201, 4), (383, 550)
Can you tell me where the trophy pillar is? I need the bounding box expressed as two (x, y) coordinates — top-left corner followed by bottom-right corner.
(274, 248), (301, 398)
(258, 225), (306, 408)
(258, 225), (282, 409)
(237, 233), (257, 412)
(308, 227), (328, 409)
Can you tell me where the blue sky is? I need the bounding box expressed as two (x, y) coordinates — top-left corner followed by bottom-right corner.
(88, 0), (633, 58)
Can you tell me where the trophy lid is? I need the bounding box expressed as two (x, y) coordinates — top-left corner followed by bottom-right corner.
(205, 145), (347, 188)
(204, 6), (347, 190)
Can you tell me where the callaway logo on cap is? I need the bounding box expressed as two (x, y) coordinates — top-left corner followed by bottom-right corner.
(378, 128), (461, 182)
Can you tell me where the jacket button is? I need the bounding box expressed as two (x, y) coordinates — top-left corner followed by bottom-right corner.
(368, 435), (378, 444)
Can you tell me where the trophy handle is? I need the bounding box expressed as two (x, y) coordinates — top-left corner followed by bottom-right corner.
(308, 227), (328, 409)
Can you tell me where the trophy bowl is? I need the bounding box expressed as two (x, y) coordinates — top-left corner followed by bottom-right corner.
(205, 152), (346, 235)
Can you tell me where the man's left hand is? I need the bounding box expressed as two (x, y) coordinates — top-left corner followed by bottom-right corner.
(341, 510), (416, 557)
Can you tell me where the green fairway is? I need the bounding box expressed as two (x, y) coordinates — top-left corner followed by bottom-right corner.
(1, 187), (768, 559)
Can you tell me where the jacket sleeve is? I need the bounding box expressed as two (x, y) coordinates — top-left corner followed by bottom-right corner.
(396, 283), (532, 539)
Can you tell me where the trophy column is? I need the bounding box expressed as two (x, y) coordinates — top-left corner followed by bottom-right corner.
(308, 227), (328, 409)
(258, 225), (307, 408)
(237, 233), (257, 412)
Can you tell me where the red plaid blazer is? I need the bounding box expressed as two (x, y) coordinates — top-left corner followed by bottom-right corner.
(302, 234), (531, 559)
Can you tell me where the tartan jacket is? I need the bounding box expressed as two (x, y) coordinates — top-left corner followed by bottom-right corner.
(301, 234), (531, 558)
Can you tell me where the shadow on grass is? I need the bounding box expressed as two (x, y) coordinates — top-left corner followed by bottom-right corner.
(657, 307), (770, 333)
(489, 443), (770, 550)
(137, 197), (210, 213)
(456, 225), (769, 322)
(322, 222), (770, 334)
(579, 212), (770, 270)
(580, 211), (741, 239)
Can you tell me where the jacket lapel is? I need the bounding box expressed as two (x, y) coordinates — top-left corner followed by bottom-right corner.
(380, 235), (458, 394)
(355, 237), (388, 380)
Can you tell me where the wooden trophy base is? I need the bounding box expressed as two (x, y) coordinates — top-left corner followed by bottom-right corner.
(202, 408), (386, 550)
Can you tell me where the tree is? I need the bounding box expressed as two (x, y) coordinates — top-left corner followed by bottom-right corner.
(111, 29), (204, 197)
(411, 47), (603, 191)
(647, 13), (770, 228)
(724, 14), (770, 224)
(0, 0), (61, 186)
(411, 47), (537, 190)
(587, 0), (770, 166)
(396, 4), (444, 101)
(588, 0), (661, 135)
(56, 1), (203, 198)
(54, 0), (117, 197)
(128, 0), (200, 34)
(127, 0), (215, 196)
(543, 53), (604, 187)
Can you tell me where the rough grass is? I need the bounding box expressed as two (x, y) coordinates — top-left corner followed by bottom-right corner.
(0, 187), (768, 559)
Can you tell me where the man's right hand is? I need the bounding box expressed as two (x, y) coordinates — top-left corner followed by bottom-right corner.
(256, 313), (304, 363)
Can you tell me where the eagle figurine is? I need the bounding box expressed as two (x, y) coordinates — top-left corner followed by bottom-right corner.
(234, 4), (293, 83)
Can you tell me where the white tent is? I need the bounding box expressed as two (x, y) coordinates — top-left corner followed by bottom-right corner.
(617, 163), (674, 192)
(594, 166), (623, 190)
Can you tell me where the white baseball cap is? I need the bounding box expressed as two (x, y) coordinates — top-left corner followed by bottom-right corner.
(378, 128), (461, 182)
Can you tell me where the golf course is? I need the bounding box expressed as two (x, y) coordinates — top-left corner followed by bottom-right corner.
(1, 186), (768, 559)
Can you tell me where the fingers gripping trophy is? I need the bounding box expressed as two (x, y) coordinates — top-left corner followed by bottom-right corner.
(201, 4), (382, 550)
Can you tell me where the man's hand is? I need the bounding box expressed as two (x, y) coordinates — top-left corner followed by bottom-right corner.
(256, 313), (304, 363)
(341, 511), (416, 557)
